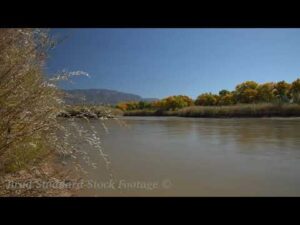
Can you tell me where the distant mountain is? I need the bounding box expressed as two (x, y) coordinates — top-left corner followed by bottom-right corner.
(63, 89), (158, 105)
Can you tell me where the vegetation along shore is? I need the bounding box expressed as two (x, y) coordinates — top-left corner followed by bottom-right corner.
(117, 79), (300, 118)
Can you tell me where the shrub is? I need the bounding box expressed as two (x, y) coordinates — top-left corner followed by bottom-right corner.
(0, 29), (64, 172)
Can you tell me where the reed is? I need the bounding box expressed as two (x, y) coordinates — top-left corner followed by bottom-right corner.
(177, 103), (300, 118)
(122, 103), (300, 118)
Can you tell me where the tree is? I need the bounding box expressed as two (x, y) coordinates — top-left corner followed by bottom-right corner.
(149, 95), (194, 111)
(218, 93), (235, 105)
(151, 100), (165, 110)
(256, 82), (276, 103)
(195, 93), (219, 106)
(116, 102), (129, 111)
(219, 89), (230, 97)
(290, 78), (300, 103)
(138, 101), (151, 109)
(273, 81), (292, 103)
(162, 95), (194, 110)
(235, 81), (259, 103)
(126, 102), (139, 110)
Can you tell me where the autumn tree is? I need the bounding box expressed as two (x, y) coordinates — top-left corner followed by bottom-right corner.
(127, 102), (140, 110)
(273, 81), (292, 103)
(138, 101), (151, 109)
(147, 95), (193, 111)
(290, 78), (300, 103)
(161, 95), (194, 110)
(219, 89), (230, 97)
(151, 100), (166, 110)
(195, 93), (219, 106)
(218, 92), (236, 105)
(116, 102), (129, 111)
(235, 81), (259, 103)
(256, 82), (276, 103)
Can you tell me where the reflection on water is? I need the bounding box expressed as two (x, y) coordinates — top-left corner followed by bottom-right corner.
(62, 117), (300, 196)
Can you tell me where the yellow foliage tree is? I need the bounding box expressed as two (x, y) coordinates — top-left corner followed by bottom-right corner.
(257, 82), (276, 103)
(235, 81), (259, 103)
(195, 93), (219, 106)
(290, 78), (300, 103)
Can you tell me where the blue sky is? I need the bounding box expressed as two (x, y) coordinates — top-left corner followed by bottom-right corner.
(46, 28), (300, 99)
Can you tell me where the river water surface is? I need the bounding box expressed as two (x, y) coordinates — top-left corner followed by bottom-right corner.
(63, 117), (300, 196)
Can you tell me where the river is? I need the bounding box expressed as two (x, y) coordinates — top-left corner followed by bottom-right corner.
(62, 117), (300, 196)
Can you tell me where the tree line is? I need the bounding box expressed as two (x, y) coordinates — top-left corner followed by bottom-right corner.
(116, 79), (300, 111)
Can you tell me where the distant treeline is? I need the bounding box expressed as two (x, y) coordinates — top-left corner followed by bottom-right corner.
(116, 79), (300, 112)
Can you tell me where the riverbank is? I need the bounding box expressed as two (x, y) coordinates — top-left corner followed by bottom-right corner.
(123, 104), (300, 118)
(0, 154), (81, 197)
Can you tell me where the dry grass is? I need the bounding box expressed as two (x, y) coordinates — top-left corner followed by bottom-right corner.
(123, 109), (178, 116)
(177, 103), (300, 118)
(122, 103), (300, 118)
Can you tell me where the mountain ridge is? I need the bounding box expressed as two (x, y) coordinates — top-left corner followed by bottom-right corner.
(63, 88), (158, 105)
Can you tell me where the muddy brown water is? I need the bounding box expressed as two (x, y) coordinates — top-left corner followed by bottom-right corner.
(61, 117), (300, 196)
